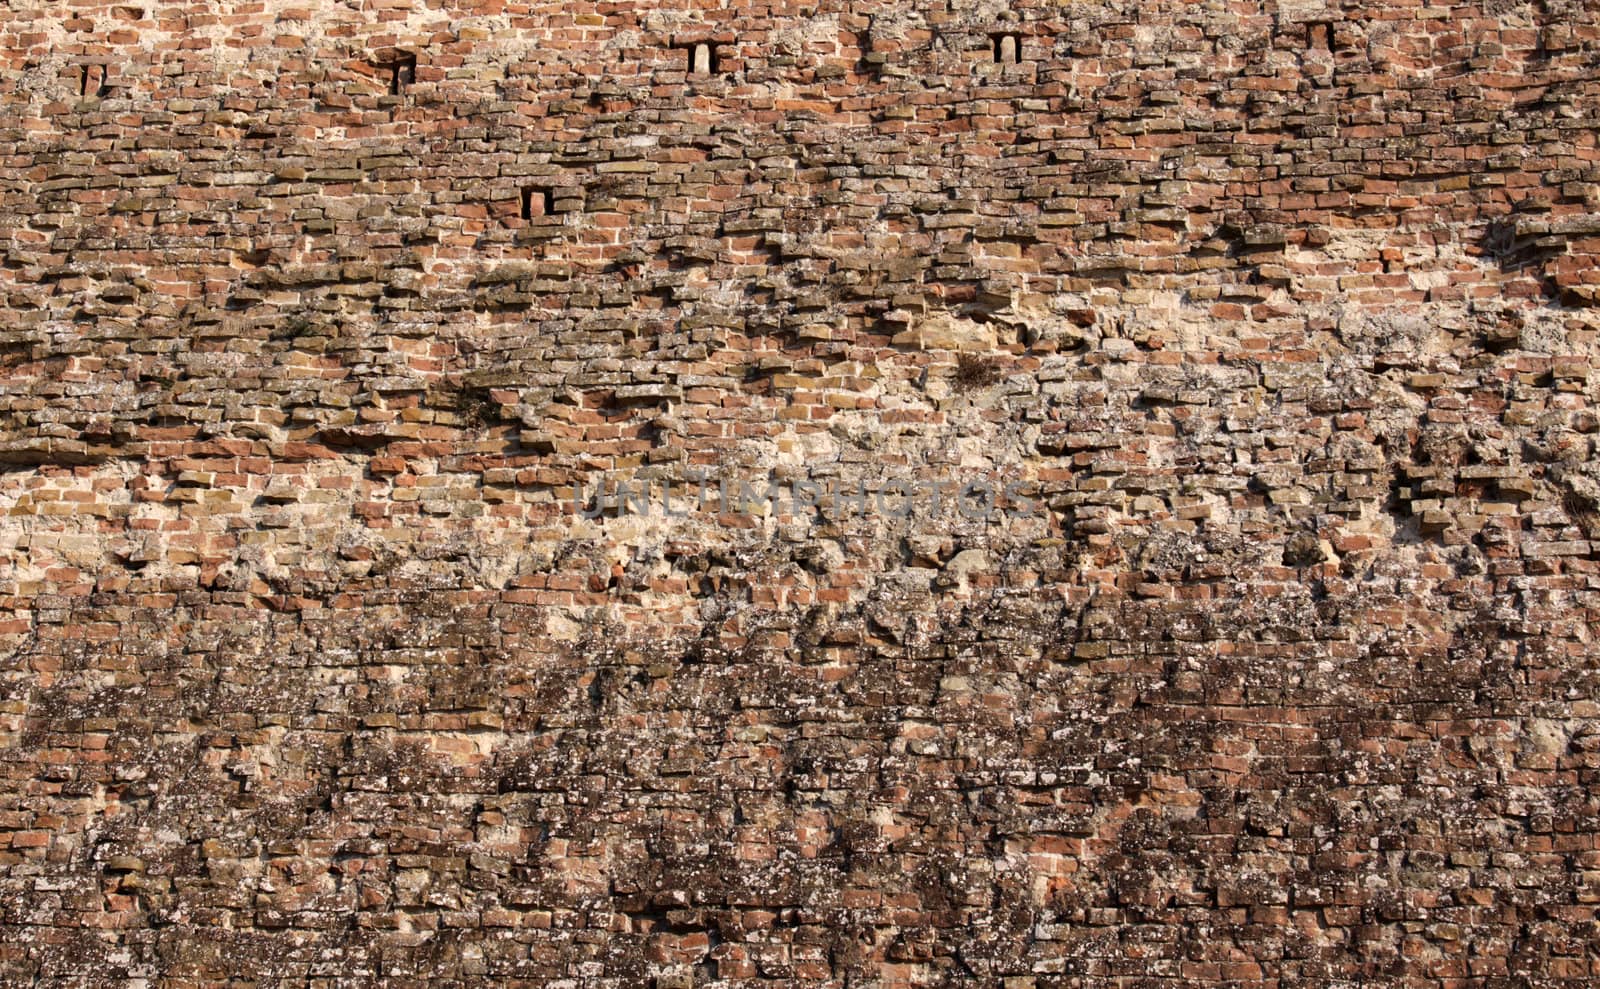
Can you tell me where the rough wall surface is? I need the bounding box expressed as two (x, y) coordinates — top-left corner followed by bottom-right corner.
(2, 0), (1600, 985)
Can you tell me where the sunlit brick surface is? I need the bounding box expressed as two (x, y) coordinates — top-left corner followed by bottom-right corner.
(2, 1), (1599, 984)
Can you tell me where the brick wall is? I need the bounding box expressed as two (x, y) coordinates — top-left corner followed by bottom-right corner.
(1, 0), (1599, 984)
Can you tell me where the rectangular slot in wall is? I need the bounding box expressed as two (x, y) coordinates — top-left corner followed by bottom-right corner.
(993, 33), (1021, 64)
(79, 64), (106, 97)
(1308, 22), (1333, 52)
(521, 187), (553, 220)
(677, 42), (717, 75)
(389, 54), (416, 95)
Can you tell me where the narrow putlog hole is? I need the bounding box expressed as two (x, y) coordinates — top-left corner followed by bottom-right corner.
(676, 42), (717, 75)
(80, 64), (107, 97)
(389, 54), (416, 95)
(521, 187), (553, 220)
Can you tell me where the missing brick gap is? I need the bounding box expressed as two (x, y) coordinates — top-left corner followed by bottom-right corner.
(521, 187), (553, 221)
(1308, 22), (1333, 52)
(80, 64), (107, 98)
(678, 41), (716, 75)
(993, 33), (1020, 64)
(389, 53), (417, 96)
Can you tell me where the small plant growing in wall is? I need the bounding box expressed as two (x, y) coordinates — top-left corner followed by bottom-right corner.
(954, 353), (1002, 391)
